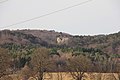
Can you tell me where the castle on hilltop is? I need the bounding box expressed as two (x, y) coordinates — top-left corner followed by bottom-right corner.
(57, 37), (69, 45)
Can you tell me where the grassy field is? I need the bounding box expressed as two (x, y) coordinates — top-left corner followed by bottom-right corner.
(10, 72), (119, 80)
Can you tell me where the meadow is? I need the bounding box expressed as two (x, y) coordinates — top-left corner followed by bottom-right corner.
(9, 72), (119, 80)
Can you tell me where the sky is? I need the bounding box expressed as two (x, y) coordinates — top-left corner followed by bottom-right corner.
(0, 0), (120, 35)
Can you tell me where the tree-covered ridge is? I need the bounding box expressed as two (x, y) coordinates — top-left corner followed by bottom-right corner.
(0, 30), (120, 55)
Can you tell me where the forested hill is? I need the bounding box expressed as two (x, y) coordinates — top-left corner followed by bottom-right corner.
(0, 29), (120, 54)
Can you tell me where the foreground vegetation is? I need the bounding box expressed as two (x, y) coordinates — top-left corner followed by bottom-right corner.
(0, 46), (120, 80)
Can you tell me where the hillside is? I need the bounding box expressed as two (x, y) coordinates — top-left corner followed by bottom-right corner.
(0, 30), (120, 80)
(0, 29), (120, 54)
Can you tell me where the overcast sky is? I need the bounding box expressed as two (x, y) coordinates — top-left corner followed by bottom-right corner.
(0, 0), (120, 35)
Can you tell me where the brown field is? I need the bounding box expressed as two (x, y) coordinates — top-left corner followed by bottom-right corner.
(10, 72), (119, 80)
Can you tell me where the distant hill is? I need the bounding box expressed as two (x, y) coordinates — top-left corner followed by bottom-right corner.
(0, 29), (120, 54)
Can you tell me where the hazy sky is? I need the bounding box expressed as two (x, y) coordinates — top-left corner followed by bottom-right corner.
(0, 0), (120, 35)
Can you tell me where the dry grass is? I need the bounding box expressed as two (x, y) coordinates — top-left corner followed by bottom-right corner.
(10, 72), (119, 80)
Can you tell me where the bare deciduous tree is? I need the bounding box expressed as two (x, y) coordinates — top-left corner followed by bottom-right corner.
(66, 55), (92, 80)
(0, 48), (12, 78)
(30, 48), (52, 80)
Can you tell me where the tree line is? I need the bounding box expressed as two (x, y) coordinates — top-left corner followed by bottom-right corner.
(0, 47), (120, 80)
